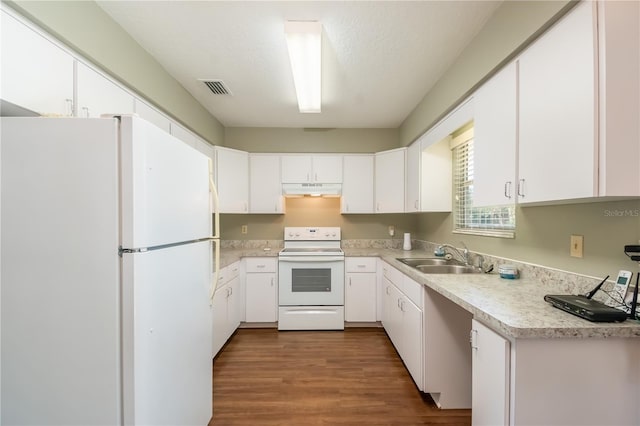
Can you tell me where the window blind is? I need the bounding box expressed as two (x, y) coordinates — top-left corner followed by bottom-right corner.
(453, 138), (515, 233)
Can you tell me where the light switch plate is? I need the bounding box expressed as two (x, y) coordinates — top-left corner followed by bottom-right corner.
(570, 235), (584, 258)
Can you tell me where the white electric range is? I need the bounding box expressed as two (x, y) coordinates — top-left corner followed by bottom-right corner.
(277, 227), (345, 330)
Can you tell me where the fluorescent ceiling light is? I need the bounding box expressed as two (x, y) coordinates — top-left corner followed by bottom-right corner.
(284, 21), (322, 113)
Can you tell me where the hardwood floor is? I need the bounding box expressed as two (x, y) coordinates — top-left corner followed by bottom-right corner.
(211, 328), (471, 425)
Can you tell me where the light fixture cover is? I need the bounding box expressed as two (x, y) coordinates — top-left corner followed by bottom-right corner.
(284, 21), (322, 113)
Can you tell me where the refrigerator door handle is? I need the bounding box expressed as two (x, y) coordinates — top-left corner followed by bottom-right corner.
(210, 239), (220, 303)
(209, 158), (220, 239)
(119, 237), (218, 257)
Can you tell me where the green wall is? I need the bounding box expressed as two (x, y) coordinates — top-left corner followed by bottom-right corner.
(400, 0), (575, 146)
(221, 198), (417, 241)
(225, 127), (399, 153)
(6, 0), (224, 145)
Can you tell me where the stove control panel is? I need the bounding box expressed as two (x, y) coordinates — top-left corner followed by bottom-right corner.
(284, 227), (341, 241)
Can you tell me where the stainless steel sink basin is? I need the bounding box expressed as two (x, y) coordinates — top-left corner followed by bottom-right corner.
(396, 258), (482, 274)
(414, 264), (481, 274)
(397, 257), (463, 267)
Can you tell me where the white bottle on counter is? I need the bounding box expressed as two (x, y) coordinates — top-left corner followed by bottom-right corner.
(403, 233), (412, 251)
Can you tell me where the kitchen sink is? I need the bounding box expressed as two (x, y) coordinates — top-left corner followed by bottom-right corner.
(396, 258), (482, 274)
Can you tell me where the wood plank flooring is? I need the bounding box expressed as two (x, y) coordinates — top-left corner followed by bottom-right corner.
(211, 328), (471, 425)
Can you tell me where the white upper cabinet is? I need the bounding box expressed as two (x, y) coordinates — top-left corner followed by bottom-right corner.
(405, 142), (421, 212)
(133, 99), (171, 134)
(518, 1), (595, 204)
(1, 10), (74, 116)
(215, 147), (249, 213)
(76, 62), (135, 118)
(170, 122), (199, 147)
(341, 155), (374, 214)
(518, 0), (639, 203)
(473, 61), (517, 207)
(281, 154), (342, 183)
(375, 148), (406, 213)
(249, 154), (284, 214)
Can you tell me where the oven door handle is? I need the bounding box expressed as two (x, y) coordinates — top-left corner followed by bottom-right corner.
(278, 256), (345, 263)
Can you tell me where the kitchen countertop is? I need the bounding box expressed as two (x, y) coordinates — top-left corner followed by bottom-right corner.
(219, 246), (640, 340)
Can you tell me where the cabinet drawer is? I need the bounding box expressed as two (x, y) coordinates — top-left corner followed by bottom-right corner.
(345, 257), (377, 273)
(382, 261), (403, 287)
(218, 261), (240, 285)
(244, 257), (277, 273)
(402, 276), (423, 309)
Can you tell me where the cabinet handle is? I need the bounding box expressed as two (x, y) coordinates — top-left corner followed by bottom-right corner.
(65, 98), (74, 116)
(470, 329), (478, 350)
(270, 278), (274, 286)
(376, 203), (380, 212)
(385, 286), (390, 295)
(257, 264), (266, 268)
(397, 298), (401, 308)
(349, 277), (352, 286)
(399, 300), (405, 312)
(357, 264), (366, 268)
(504, 181), (512, 199)
(81, 106), (90, 118)
(517, 179), (525, 198)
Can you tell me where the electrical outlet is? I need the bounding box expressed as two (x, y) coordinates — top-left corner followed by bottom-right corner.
(388, 225), (395, 237)
(570, 235), (584, 258)
(241, 225), (248, 234)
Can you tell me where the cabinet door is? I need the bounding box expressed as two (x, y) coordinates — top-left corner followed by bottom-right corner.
(134, 99), (171, 133)
(245, 273), (277, 322)
(211, 284), (228, 357)
(471, 320), (510, 426)
(473, 61), (517, 207)
(405, 141), (421, 212)
(401, 297), (423, 390)
(76, 62), (134, 118)
(215, 147), (249, 213)
(381, 277), (397, 342)
(227, 276), (242, 333)
(518, 1), (596, 203)
(375, 148), (406, 213)
(249, 154), (283, 214)
(1, 10), (74, 116)
(312, 155), (343, 183)
(281, 155), (312, 183)
(345, 273), (377, 322)
(170, 122), (198, 148)
(341, 155), (374, 213)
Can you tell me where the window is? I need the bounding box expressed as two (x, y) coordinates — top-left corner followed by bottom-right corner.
(452, 125), (515, 237)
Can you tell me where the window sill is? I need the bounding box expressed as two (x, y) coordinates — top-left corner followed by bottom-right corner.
(453, 228), (515, 239)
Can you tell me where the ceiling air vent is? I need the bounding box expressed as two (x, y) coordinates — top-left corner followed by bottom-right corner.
(200, 79), (232, 95)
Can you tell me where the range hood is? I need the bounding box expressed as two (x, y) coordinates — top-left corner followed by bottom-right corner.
(282, 183), (342, 197)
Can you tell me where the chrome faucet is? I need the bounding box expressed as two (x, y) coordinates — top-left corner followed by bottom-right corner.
(437, 242), (491, 272)
(438, 243), (470, 265)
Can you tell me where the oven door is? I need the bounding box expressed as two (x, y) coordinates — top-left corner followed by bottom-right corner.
(278, 256), (344, 306)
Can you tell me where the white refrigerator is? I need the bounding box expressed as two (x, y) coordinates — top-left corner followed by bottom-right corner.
(1, 116), (218, 425)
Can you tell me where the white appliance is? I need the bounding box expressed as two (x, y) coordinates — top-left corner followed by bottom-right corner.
(278, 227), (345, 330)
(1, 116), (219, 425)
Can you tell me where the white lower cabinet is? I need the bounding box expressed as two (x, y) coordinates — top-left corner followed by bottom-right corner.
(212, 261), (241, 357)
(244, 258), (278, 322)
(471, 319), (510, 426)
(381, 262), (424, 390)
(344, 257), (377, 322)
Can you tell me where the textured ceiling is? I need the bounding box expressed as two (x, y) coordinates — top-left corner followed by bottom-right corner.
(97, 1), (502, 129)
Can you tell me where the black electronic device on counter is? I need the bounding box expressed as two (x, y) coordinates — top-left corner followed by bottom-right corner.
(544, 294), (629, 322)
(544, 274), (628, 322)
